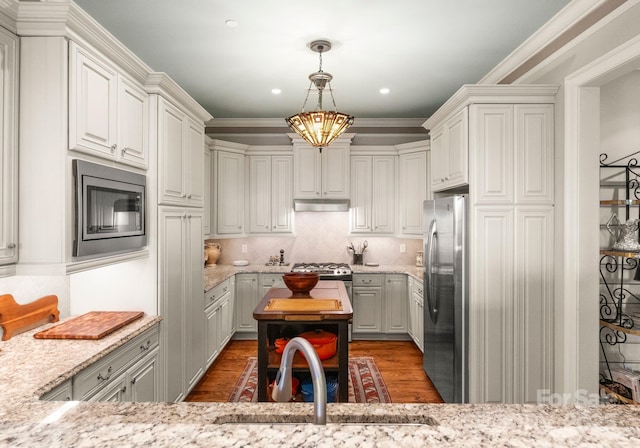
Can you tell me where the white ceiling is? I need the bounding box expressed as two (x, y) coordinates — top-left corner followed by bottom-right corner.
(74, 0), (571, 121)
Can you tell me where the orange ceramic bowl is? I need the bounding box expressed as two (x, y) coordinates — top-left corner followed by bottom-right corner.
(282, 272), (319, 296)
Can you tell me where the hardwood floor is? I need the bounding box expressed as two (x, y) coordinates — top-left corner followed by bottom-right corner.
(186, 340), (443, 403)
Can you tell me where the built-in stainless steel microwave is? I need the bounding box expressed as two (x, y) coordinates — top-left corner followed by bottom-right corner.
(73, 160), (147, 258)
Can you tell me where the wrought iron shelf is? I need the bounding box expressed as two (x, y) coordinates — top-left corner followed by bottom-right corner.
(600, 199), (640, 206)
(600, 249), (640, 259)
(599, 384), (639, 405)
(600, 319), (640, 337)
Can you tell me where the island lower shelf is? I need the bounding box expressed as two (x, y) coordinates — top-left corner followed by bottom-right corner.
(253, 280), (353, 402)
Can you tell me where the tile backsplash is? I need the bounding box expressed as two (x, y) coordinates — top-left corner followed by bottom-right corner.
(213, 212), (422, 266)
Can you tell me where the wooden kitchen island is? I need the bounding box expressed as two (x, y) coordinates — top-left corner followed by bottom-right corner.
(252, 280), (353, 402)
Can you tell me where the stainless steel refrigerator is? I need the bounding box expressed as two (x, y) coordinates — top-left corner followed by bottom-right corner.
(423, 195), (468, 403)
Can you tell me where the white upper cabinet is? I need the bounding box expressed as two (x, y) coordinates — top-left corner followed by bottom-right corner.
(215, 148), (245, 235)
(158, 97), (204, 207)
(350, 154), (395, 234)
(430, 108), (468, 192)
(0, 28), (18, 268)
(69, 42), (149, 169)
(248, 155), (293, 234)
(470, 104), (554, 205)
(397, 141), (430, 236)
(293, 142), (350, 199)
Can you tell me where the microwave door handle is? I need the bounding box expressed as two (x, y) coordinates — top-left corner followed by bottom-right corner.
(425, 219), (439, 324)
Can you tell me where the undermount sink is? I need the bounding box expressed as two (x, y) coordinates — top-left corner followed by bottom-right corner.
(212, 413), (438, 426)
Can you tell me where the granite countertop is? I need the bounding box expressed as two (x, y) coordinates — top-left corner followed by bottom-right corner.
(204, 263), (424, 292)
(2, 314), (640, 446)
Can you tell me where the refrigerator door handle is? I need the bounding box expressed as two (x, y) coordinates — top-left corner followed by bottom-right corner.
(425, 219), (439, 324)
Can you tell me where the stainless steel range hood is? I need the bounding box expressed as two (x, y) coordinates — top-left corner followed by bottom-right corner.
(293, 199), (350, 212)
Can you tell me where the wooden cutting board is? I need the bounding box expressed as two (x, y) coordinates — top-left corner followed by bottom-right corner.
(264, 299), (342, 312)
(33, 311), (144, 340)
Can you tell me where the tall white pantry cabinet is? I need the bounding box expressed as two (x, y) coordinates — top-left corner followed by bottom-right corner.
(424, 85), (558, 403)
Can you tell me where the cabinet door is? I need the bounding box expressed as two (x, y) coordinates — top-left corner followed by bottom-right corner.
(352, 287), (383, 333)
(219, 294), (234, 347)
(88, 374), (128, 402)
(216, 151), (245, 234)
(158, 99), (186, 204)
(0, 28), (17, 266)
(445, 107), (469, 188)
(415, 293), (424, 352)
(350, 156), (372, 232)
(322, 145), (350, 199)
(235, 274), (258, 334)
(203, 148), (211, 235)
(514, 207), (553, 403)
(430, 127), (447, 190)
(293, 146), (322, 198)
(372, 156), (395, 233)
(384, 274), (407, 333)
(117, 76), (149, 168)
(248, 156), (272, 233)
(69, 42), (118, 157)
(159, 209), (187, 402)
(185, 118), (205, 206)
(271, 156), (293, 233)
(129, 350), (159, 402)
(399, 151), (428, 235)
(515, 104), (554, 204)
(469, 207), (514, 403)
(431, 108), (469, 192)
(185, 212), (205, 390)
(205, 299), (221, 365)
(470, 104), (514, 204)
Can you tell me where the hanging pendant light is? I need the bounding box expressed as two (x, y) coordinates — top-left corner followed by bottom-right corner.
(286, 40), (354, 149)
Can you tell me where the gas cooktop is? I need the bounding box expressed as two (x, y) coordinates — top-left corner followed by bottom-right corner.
(291, 262), (352, 279)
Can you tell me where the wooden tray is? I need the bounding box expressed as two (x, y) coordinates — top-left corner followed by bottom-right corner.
(33, 311), (144, 340)
(264, 299), (342, 312)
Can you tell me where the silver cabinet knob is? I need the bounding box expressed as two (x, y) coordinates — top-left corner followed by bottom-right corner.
(7, 243), (16, 249)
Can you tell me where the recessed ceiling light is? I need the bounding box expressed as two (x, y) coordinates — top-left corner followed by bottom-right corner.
(272, 88), (282, 95)
(379, 88), (390, 95)
(225, 19), (238, 27)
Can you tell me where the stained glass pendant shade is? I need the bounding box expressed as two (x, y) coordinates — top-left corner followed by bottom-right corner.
(285, 40), (354, 148)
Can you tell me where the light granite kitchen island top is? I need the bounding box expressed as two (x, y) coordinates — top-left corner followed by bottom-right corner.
(2, 316), (640, 447)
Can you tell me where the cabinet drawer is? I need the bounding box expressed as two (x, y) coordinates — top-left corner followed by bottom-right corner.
(40, 379), (72, 401)
(205, 278), (231, 306)
(412, 278), (423, 296)
(353, 274), (382, 287)
(72, 326), (159, 400)
(260, 273), (285, 288)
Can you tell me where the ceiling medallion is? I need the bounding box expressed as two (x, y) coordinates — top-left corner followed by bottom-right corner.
(285, 40), (354, 150)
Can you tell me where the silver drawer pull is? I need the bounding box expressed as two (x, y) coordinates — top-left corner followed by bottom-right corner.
(97, 366), (112, 382)
(140, 340), (151, 351)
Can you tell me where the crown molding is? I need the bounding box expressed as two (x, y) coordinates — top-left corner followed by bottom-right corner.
(145, 73), (212, 122)
(206, 117), (427, 128)
(12, 1), (152, 84)
(423, 84), (560, 130)
(479, 0), (617, 84)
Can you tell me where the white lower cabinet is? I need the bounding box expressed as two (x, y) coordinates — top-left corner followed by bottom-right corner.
(384, 274), (408, 333)
(234, 273), (259, 338)
(69, 325), (160, 402)
(205, 277), (236, 366)
(352, 273), (411, 338)
(407, 276), (424, 352)
(159, 208), (204, 402)
(352, 274), (384, 335)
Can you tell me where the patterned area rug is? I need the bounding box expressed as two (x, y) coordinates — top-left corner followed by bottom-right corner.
(228, 356), (391, 403)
